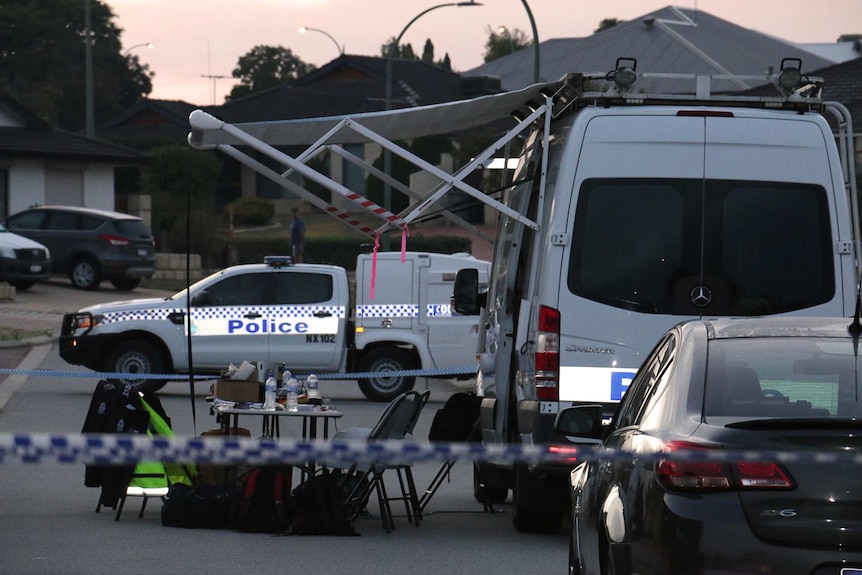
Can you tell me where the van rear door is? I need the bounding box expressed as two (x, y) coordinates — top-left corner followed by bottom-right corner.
(557, 111), (842, 404)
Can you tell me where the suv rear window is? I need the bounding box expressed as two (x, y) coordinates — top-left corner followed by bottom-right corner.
(567, 178), (833, 316)
(113, 219), (152, 239)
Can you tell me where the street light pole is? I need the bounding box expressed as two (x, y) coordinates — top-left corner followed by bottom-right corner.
(520, 0), (540, 83)
(298, 26), (344, 56)
(382, 1), (482, 249)
(84, 0), (94, 138)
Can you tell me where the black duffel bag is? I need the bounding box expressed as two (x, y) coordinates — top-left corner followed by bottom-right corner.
(161, 483), (237, 529)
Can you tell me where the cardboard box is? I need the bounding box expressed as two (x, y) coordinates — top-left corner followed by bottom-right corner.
(212, 379), (261, 402)
(212, 364), (262, 402)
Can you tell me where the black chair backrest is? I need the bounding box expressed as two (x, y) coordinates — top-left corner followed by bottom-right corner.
(368, 391), (428, 442)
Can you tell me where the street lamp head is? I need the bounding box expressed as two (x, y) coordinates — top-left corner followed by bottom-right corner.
(124, 42), (154, 56)
(298, 26), (344, 55)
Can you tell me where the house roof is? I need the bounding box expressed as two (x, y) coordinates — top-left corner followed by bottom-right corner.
(465, 5), (837, 93)
(97, 99), (205, 142)
(0, 93), (149, 164)
(215, 54), (475, 124)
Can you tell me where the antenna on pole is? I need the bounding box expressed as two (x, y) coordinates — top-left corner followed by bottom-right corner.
(199, 74), (228, 105)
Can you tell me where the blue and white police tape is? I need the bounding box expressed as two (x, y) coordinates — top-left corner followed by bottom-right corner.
(0, 366), (477, 380)
(3, 433), (862, 467)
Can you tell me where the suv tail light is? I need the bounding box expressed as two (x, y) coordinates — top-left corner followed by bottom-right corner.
(655, 440), (794, 491)
(99, 234), (131, 246)
(535, 305), (560, 401)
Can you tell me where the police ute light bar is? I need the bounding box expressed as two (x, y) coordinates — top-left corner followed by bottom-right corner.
(264, 255), (294, 268)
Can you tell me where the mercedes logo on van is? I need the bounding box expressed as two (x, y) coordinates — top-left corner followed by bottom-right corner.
(690, 286), (712, 308)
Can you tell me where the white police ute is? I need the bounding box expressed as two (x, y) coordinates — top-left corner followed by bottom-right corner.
(60, 252), (489, 401)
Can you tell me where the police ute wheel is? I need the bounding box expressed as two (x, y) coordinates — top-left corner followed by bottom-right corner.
(104, 340), (167, 393)
(357, 347), (415, 402)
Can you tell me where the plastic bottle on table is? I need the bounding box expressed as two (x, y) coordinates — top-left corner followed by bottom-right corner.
(280, 369), (292, 395)
(263, 369), (277, 411)
(286, 374), (299, 412)
(306, 373), (320, 400)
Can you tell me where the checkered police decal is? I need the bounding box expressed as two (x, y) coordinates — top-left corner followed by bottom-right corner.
(356, 304), (419, 318)
(355, 304), (454, 318)
(99, 305), (345, 336)
(100, 309), (175, 323)
(426, 303), (453, 317)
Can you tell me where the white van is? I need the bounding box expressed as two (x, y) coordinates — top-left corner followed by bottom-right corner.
(453, 59), (860, 533)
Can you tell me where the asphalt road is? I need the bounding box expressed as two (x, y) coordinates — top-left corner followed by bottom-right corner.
(0, 279), (568, 575)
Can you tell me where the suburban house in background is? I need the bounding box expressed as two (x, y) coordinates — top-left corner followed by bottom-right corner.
(2, 5), (859, 222)
(0, 93), (148, 220)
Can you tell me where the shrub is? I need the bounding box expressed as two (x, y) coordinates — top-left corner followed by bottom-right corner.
(224, 198), (275, 227)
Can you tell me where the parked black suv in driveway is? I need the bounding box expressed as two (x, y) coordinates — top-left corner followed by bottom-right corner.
(4, 206), (156, 290)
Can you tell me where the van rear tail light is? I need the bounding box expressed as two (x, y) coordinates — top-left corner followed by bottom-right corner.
(548, 444), (579, 464)
(655, 440), (794, 492)
(535, 305), (560, 401)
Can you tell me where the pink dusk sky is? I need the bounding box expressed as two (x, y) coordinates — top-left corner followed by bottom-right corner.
(107, 0), (862, 105)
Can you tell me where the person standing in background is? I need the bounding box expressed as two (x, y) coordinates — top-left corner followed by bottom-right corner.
(291, 207), (306, 263)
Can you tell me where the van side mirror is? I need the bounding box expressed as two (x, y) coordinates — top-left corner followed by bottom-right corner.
(554, 405), (605, 443)
(453, 268), (480, 315)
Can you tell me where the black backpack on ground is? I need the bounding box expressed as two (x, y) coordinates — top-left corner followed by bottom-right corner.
(161, 482), (237, 529)
(428, 392), (482, 442)
(286, 469), (359, 536)
(234, 467), (293, 534)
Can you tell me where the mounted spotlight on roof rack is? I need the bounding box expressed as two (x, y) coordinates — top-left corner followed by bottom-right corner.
(778, 58), (803, 92)
(606, 57), (639, 93)
(775, 57), (823, 99)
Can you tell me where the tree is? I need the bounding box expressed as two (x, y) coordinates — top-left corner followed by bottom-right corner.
(140, 143), (227, 267)
(483, 26), (532, 62)
(595, 18), (623, 33)
(227, 45), (314, 101)
(0, 0), (152, 132)
(381, 37), (451, 69)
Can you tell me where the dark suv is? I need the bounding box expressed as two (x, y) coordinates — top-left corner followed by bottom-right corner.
(4, 206), (156, 290)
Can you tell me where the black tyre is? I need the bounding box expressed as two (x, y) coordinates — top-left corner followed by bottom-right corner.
(356, 347), (415, 402)
(512, 464), (562, 534)
(104, 340), (167, 393)
(111, 276), (141, 291)
(473, 463), (508, 504)
(9, 281), (34, 291)
(69, 258), (101, 290)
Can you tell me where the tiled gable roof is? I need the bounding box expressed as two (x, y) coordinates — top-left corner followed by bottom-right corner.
(0, 93), (148, 163)
(465, 5), (836, 93)
(215, 54), (465, 123)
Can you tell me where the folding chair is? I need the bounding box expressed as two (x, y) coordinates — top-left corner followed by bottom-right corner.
(337, 390), (429, 532)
